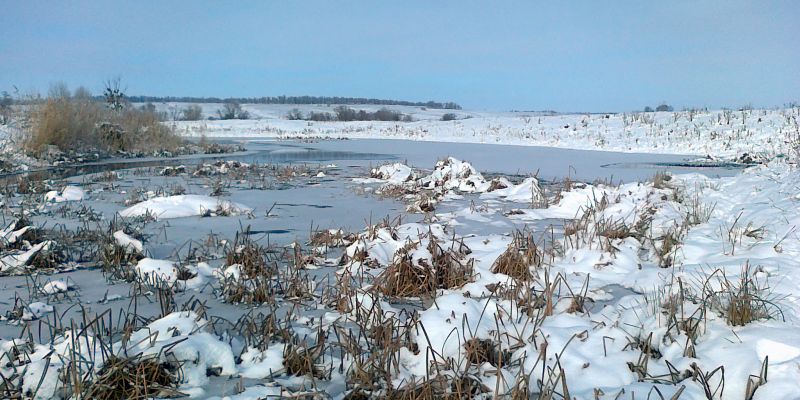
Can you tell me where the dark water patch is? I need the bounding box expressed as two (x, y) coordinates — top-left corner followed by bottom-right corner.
(276, 203), (334, 209)
(230, 142), (391, 165)
(246, 229), (292, 235)
(601, 160), (749, 172)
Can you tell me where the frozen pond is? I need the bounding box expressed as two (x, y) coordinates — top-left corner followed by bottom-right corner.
(2, 138), (743, 185)
(280, 138), (744, 182)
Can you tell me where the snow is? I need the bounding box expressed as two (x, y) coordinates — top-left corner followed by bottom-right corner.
(119, 194), (252, 219)
(0, 221), (29, 247)
(334, 157), (800, 398)
(0, 240), (52, 273)
(238, 345), (285, 378)
(3, 105), (800, 398)
(22, 302), (53, 320)
(41, 279), (70, 294)
(135, 258), (179, 284)
(365, 157), (546, 207)
(371, 163), (415, 184)
(1, 310), (239, 398)
(44, 186), (85, 203)
(419, 157), (490, 192)
(167, 104), (800, 160)
(113, 230), (143, 253)
(481, 176), (545, 204)
(125, 311), (237, 390)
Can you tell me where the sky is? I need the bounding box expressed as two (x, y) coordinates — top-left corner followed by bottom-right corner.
(1, 1), (798, 111)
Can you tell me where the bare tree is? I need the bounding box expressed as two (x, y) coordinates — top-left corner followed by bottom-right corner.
(182, 104), (203, 121)
(286, 108), (304, 120)
(217, 102), (249, 120)
(103, 77), (126, 112)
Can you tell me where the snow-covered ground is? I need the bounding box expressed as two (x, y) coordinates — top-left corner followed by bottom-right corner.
(2, 105), (800, 399)
(161, 103), (800, 161)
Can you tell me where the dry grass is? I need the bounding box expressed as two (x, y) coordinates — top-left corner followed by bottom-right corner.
(27, 95), (102, 153)
(377, 184), (415, 198)
(100, 242), (142, 281)
(15, 175), (48, 194)
(309, 228), (355, 248)
(427, 238), (473, 290)
(487, 178), (509, 192)
(375, 246), (437, 297)
(375, 237), (473, 297)
(552, 176), (576, 204)
(274, 164), (311, 182)
(685, 191), (716, 226)
(82, 355), (183, 400)
(25, 91), (183, 155)
(283, 343), (321, 377)
(382, 375), (490, 399)
(492, 230), (541, 281)
(464, 338), (507, 367)
(407, 193), (436, 213)
(655, 227), (684, 268)
(0, 219), (68, 274)
(598, 218), (634, 240)
(234, 307), (293, 349)
(708, 265), (784, 326)
(219, 232), (277, 304)
(283, 328), (326, 378)
(652, 171), (672, 189)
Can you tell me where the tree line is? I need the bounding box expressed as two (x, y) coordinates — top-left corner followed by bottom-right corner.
(125, 95), (461, 110)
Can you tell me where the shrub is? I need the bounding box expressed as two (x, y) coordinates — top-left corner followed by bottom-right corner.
(334, 105), (357, 121)
(307, 111), (334, 121)
(441, 113), (458, 121)
(373, 107), (403, 121)
(333, 106), (410, 122)
(0, 91), (12, 124)
(656, 103), (674, 112)
(139, 102), (168, 121)
(181, 104), (203, 121)
(118, 106), (182, 151)
(27, 94), (103, 152)
(286, 108), (304, 120)
(72, 86), (93, 100)
(25, 82), (183, 155)
(217, 102), (249, 120)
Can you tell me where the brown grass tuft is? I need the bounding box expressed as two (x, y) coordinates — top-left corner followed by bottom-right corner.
(491, 231), (541, 281)
(219, 231), (277, 304)
(652, 171), (672, 189)
(375, 245), (437, 297)
(83, 355), (183, 400)
(464, 338), (507, 367)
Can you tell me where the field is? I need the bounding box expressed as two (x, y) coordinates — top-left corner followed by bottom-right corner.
(0, 104), (799, 399)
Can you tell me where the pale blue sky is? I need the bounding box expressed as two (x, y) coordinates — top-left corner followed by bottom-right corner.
(1, 1), (797, 111)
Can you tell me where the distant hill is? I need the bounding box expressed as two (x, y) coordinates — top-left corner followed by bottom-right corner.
(125, 95), (461, 110)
